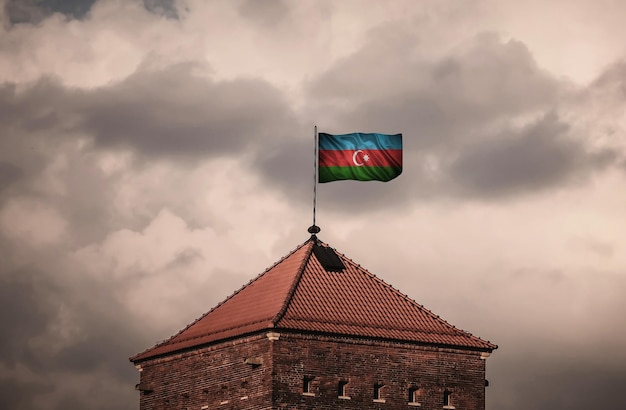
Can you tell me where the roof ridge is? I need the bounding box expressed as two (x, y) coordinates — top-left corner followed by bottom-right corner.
(129, 238), (313, 361)
(271, 237), (316, 326)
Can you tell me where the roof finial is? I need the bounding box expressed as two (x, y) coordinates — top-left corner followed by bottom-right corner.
(307, 225), (321, 239)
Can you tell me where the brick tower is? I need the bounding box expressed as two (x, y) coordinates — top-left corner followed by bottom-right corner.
(130, 236), (497, 409)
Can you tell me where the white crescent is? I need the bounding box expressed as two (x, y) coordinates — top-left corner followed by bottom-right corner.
(352, 150), (364, 166)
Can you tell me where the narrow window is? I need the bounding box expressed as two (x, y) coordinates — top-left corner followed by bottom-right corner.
(303, 376), (315, 396)
(338, 381), (350, 399)
(443, 389), (454, 408)
(408, 387), (421, 406)
(373, 383), (385, 402)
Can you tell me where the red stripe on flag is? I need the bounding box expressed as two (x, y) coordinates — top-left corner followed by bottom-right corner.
(319, 149), (402, 168)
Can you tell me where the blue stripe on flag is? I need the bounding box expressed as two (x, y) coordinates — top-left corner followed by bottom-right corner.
(319, 132), (402, 151)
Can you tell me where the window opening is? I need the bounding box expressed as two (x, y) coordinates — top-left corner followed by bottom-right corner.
(443, 389), (455, 409)
(338, 381), (350, 399)
(303, 376), (315, 396)
(373, 383), (385, 402)
(408, 386), (421, 406)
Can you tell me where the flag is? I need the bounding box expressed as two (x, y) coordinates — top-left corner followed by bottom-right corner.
(318, 132), (402, 183)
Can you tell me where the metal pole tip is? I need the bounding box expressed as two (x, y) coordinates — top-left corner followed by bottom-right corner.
(307, 225), (321, 234)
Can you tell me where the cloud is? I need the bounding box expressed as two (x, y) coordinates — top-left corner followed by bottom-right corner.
(81, 63), (299, 159)
(308, 31), (563, 142)
(0, 269), (55, 369)
(490, 346), (626, 409)
(447, 113), (618, 197)
(0, 376), (53, 410)
(0, 161), (21, 192)
(0, 1), (625, 409)
(3, 0), (179, 25)
(0, 63), (299, 161)
(302, 30), (625, 204)
(143, 0), (178, 19)
(0, 262), (140, 409)
(238, 0), (290, 27)
(4, 0), (55, 25)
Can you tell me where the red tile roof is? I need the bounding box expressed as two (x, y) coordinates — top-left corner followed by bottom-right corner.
(131, 238), (496, 362)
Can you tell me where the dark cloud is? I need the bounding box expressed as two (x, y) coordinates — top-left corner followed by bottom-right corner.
(75, 62), (299, 159)
(238, 0), (290, 27)
(0, 162), (21, 193)
(301, 30), (623, 204)
(0, 61), (300, 163)
(143, 0), (178, 19)
(0, 111), (120, 245)
(307, 31), (564, 147)
(0, 67), (414, 219)
(3, 0), (180, 25)
(4, 0), (95, 24)
(0, 215), (144, 409)
(0, 77), (72, 133)
(0, 377), (53, 410)
(490, 354), (626, 409)
(253, 135), (312, 205)
(0, 64), (307, 243)
(4, 0), (47, 25)
(447, 113), (617, 197)
(0, 268), (56, 369)
(0, 255), (147, 409)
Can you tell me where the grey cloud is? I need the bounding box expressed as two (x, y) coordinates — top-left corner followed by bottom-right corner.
(59, 151), (119, 244)
(0, 78), (72, 133)
(0, 121), (120, 245)
(490, 355), (626, 409)
(308, 31), (564, 147)
(589, 60), (626, 89)
(238, 0), (290, 27)
(77, 62), (298, 159)
(3, 0), (96, 24)
(143, 0), (179, 19)
(4, 0), (50, 25)
(254, 135), (312, 205)
(302, 30), (623, 203)
(0, 259), (147, 410)
(0, 162), (21, 193)
(0, 61), (300, 162)
(0, 64), (306, 241)
(3, 0), (176, 25)
(0, 268), (56, 369)
(254, 130), (420, 214)
(0, 378), (53, 410)
(447, 113), (617, 197)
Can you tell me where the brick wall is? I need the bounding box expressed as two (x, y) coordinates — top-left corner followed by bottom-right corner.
(135, 334), (273, 410)
(134, 331), (488, 410)
(272, 332), (487, 410)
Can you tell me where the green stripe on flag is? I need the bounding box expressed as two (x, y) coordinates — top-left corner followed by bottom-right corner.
(319, 166), (402, 183)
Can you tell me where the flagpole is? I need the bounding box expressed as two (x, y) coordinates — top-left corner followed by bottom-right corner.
(308, 125), (320, 237)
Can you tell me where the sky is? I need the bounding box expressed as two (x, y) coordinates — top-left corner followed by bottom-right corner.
(0, 0), (625, 409)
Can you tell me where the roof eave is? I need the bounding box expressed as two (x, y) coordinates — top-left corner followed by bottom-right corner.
(270, 327), (497, 353)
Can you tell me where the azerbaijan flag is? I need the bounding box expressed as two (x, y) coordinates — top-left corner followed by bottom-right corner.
(318, 132), (402, 183)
